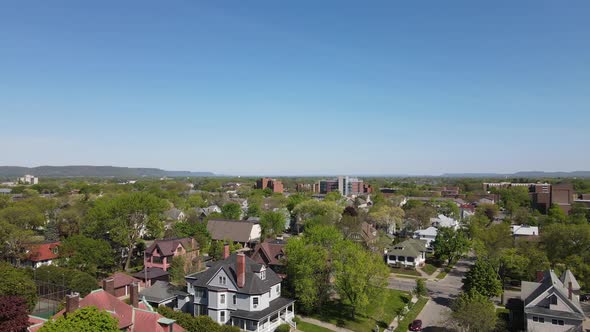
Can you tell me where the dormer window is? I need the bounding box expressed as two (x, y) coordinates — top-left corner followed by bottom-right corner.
(260, 270), (266, 280)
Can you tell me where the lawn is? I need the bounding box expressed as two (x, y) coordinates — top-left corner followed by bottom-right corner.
(421, 263), (437, 275)
(393, 297), (428, 332)
(389, 266), (422, 276)
(311, 289), (411, 331)
(297, 321), (335, 332)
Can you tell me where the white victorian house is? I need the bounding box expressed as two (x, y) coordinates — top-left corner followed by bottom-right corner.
(185, 247), (295, 332)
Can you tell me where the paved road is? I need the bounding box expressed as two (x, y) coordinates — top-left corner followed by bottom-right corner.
(388, 257), (474, 331)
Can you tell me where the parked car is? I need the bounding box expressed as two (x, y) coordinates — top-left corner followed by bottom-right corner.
(409, 319), (422, 331)
(580, 293), (590, 302)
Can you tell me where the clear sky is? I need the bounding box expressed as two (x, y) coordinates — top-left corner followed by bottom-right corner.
(0, 1), (588, 175)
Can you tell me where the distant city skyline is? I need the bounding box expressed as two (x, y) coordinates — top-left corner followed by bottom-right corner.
(1, 1), (588, 174)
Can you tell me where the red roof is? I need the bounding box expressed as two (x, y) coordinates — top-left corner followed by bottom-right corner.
(107, 272), (143, 289)
(251, 240), (286, 266)
(25, 242), (60, 262)
(52, 289), (184, 331)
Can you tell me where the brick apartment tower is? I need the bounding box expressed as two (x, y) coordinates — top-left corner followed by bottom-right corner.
(256, 178), (284, 193)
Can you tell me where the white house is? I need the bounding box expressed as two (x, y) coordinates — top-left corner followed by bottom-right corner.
(18, 174), (38, 185)
(511, 225), (539, 237)
(185, 248), (295, 332)
(384, 239), (427, 267)
(414, 227), (438, 249)
(430, 214), (459, 230)
(521, 270), (585, 332)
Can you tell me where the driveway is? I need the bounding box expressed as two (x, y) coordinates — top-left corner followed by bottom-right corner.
(387, 257), (474, 331)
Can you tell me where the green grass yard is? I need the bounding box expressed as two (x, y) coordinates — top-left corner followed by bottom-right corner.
(393, 297), (428, 332)
(421, 263), (437, 275)
(311, 289), (411, 332)
(389, 266), (422, 276)
(296, 321), (336, 332)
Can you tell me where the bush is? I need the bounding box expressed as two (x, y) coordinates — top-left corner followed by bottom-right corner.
(276, 323), (291, 332)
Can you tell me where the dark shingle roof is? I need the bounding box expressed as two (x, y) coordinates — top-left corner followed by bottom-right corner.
(145, 238), (196, 257)
(231, 297), (295, 321)
(139, 281), (187, 303)
(186, 253), (280, 295)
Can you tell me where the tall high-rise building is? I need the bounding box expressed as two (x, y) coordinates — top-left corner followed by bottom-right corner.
(314, 176), (371, 196)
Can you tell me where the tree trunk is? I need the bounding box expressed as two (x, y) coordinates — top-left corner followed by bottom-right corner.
(351, 306), (356, 320)
(125, 244), (134, 271)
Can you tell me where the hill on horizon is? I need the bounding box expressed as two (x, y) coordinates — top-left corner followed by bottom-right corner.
(0, 166), (214, 178)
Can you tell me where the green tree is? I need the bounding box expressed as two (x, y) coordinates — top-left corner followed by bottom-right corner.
(34, 266), (97, 297)
(462, 259), (502, 298)
(495, 186), (531, 214)
(286, 193), (310, 212)
(405, 205), (436, 229)
(221, 203), (242, 220)
(332, 240), (389, 319)
(414, 278), (428, 297)
(292, 200), (342, 229)
(438, 201), (460, 220)
(85, 192), (167, 270)
(0, 205), (45, 229)
(173, 220), (211, 253)
(498, 248), (529, 286)
(475, 223), (512, 262)
(541, 224), (590, 263)
(450, 291), (497, 332)
(0, 263), (38, 311)
(432, 227), (470, 266)
(58, 235), (115, 276)
(324, 191), (342, 202)
(39, 306), (119, 332)
(285, 237), (331, 313)
(259, 211), (286, 239)
(547, 204), (567, 224)
(368, 205), (404, 234)
(475, 204), (499, 223)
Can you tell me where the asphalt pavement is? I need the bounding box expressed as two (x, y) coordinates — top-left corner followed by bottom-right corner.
(387, 257), (474, 331)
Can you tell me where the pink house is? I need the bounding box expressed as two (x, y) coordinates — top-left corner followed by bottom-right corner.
(134, 238), (199, 286)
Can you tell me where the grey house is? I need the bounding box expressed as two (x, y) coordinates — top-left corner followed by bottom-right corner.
(521, 270), (586, 332)
(185, 248), (295, 332)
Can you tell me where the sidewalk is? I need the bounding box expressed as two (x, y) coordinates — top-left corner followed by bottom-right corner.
(298, 316), (355, 332)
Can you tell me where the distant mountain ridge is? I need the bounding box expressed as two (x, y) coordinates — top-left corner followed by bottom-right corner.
(440, 171), (590, 178)
(0, 166), (214, 178)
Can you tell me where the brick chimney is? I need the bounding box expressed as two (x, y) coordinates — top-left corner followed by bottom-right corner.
(237, 253), (246, 288)
(223, 243), (230, 260)
(130, 282), (139, 308)
(536, 271), (544, 282)
(103, 277), (115, 296)
(65, 292), (80, 315)
(568, 281), (573, 300)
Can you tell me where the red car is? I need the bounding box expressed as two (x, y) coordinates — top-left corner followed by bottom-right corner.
(409, 319), (422, 331)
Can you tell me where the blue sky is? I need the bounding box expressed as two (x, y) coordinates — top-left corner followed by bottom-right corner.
(0, 1), (588, 175)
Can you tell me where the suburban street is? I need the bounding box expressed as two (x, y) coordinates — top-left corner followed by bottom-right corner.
(388, 257), (474, 331)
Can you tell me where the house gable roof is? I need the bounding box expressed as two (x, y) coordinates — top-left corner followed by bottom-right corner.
(145, 237), (196, 257)
(523, 270), (585, 320)
(52, 289), (184, 331)
(206, 219), (260, 243)
(386, 239), (427, 258)
(25, 241), (60, 262)
(251, 240), (286, 266)
(186, 253), (281, 295)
